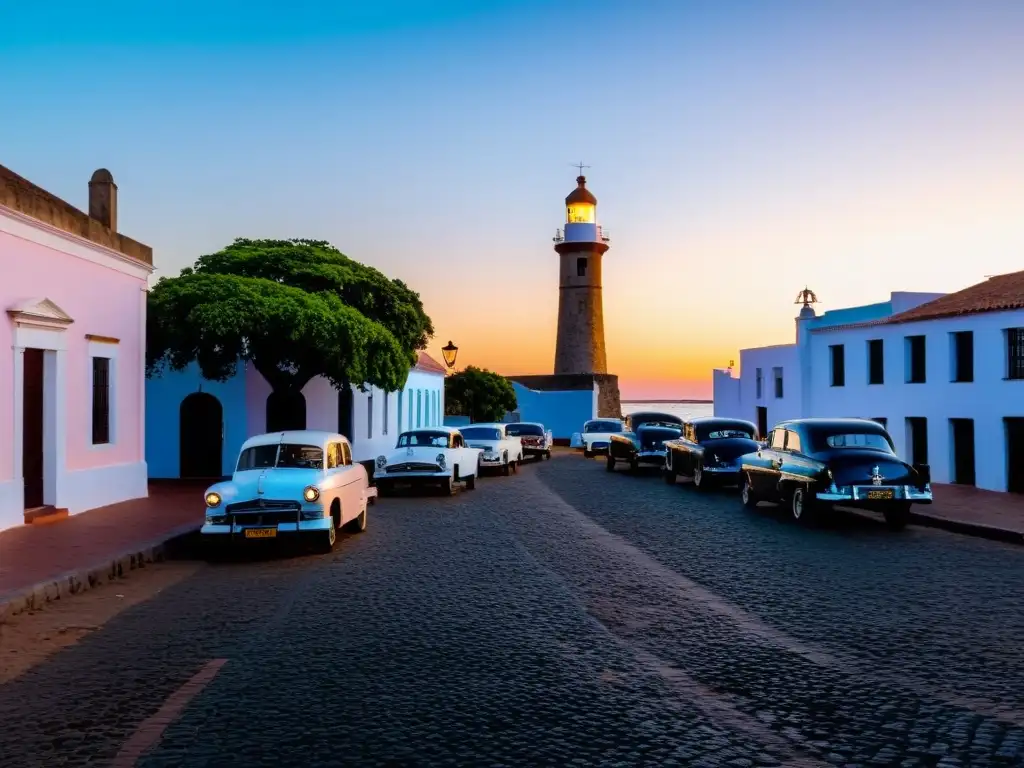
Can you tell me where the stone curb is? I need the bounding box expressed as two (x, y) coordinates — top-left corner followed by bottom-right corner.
(0, 521), (202, 624)
(908, 510), (1024, 546)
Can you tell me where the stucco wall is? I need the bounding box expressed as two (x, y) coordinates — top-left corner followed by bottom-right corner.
(729, 344), (801, 429)
(510, 382), (596, 440)
(809, 309), (1024, 491)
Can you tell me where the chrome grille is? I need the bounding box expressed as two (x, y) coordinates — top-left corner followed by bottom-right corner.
(225, 499), (301, 513)
(387, 462), (440, 473)
(230, 510), (300, 526)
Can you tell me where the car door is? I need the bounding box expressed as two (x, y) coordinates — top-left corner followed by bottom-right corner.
(751, 428), (786, 497)
(336, 441), (362, 523)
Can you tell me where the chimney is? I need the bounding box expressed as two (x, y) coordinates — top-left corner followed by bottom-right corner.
(88, 168), (117, 231)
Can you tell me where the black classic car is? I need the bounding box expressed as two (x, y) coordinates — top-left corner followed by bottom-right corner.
(607, 412), (684, 472)
(738, 418), (933, 529)
(663, 417), (759, 489)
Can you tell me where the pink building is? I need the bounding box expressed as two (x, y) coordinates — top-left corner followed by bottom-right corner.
(0, 165), (153, 530)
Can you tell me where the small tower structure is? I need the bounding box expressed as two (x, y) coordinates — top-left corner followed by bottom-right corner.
(553, 172), (611, 374)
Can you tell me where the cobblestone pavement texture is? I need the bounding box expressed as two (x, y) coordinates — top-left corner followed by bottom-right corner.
(0, 454), (1022, 766)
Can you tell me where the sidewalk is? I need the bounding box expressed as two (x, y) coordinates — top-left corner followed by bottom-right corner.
(0, 482), (205, 619)
(906, 483), (1024, 544)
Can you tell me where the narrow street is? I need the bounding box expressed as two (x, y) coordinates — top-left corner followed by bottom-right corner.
(2, 452), (1022, 767)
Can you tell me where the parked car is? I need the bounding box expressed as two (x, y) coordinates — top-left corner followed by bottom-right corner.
(607, 412), (684, 472)
(201, 430), (374, 554)
(460, 423), (524, 475)
(375, 427), (482, 495)
(663, 417), (759, 489)
(571, 418), (626, 457)
(505, 422), (553, 461)
(738, 417), (933, 529)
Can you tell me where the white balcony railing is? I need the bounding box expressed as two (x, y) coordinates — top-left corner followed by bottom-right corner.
(552, 227), (612, 244)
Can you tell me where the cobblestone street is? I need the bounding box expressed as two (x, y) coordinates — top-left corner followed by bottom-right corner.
(1, 452), (1022, 767)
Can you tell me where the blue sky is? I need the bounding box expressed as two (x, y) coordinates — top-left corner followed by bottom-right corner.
(3, 1), (1024, 397)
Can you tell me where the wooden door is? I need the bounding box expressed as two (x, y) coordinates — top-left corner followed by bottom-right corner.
(23, 349), (44, 508)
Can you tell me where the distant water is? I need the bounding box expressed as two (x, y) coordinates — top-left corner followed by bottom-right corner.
(621, 401), (714, 421)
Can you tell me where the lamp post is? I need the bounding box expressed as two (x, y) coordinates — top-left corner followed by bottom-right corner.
(441, 340), (459, 374)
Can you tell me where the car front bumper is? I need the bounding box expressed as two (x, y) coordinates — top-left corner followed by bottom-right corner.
(523, 446), (549, 456)
(584, 441), (610, 453)
(201, 517), (333, 537)
(379, 469), (452, 480)
(816, 484), (933, 504)
(479, 454), (506, 466)
(636, 450), (667, 464)
(700, 464), (742, 483)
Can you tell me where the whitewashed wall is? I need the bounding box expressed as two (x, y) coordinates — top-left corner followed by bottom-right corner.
(715, 344), (801, 431)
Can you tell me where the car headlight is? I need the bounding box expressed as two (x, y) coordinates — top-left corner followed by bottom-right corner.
(205, 492), (221, 508)
(436, 453), (447, 469)
(303, 486), (320, 502)
(376, 455), (387, 469)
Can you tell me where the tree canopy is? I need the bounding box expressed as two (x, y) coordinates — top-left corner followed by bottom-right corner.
(444, 366), (518, 423)
(147, 239), (434, 394)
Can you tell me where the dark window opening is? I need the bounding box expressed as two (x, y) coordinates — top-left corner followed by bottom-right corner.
(576, 257), (587, 277)
(867, 339), (884, 385)
(773, 367), (783, 398)
(367, 393), (374, 438)
(1006, 417), (1024, 494)
(755, 368), (763, 399)
(92, 357), (110, 445)
(906, 335), (926, 383)
(1007, 328), (1024, 380)
(952, 331), (974, 382)
(756, 406), (768, 440)
(906, 417), (928, 465)
(829, 344), (845, 387)
(950, 418), (976, 486)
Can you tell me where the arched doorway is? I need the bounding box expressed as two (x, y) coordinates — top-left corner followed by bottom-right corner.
(338, 386), (353, 439)
(266, 391), (306, 432)
(180, 393), (223, 479)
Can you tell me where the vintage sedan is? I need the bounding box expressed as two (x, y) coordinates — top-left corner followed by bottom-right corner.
(606, 412), (684, 472)
(201, 430), (374, 554)
(459, 423), (524, 475)
(571, 418), (626, 457)
(505, 422), (553, 461)
(663, 417), (759, 489)
(375, 427), (481, 495)
(738, 417), (933, 529)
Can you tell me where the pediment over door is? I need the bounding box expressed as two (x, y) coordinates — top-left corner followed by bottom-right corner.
(7, 297), (75, 331)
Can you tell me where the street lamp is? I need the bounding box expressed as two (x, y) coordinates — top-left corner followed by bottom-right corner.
(441, 340), (459, 373)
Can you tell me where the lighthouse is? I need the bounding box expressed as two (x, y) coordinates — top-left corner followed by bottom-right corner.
(553, 173), (611, 375)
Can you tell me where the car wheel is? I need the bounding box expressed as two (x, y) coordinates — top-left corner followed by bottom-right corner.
(545, 450), (551, 460)
(791, 486), (815, 524)
(663, 456), (677, 484)
(740, 474), (758, 508)
(629, 457), (639, 473)
(884, 503), (911, 531)
(440, 476), (454, 495)
(317, 518), (338, 553)
(606, 454), (615, 472)
(346, 505), (368, 533)
(692, 462), (705, 490)
(584, 448), (593, 458)
(466, 472), (476, 490)
(502, 454), (511, 476)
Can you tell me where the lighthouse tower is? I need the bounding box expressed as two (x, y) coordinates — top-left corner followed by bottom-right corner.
(553, 174), (611, 374)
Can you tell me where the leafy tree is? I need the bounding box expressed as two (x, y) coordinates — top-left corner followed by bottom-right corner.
(147, 239), (433, 395)
(444, 366), (518, 423)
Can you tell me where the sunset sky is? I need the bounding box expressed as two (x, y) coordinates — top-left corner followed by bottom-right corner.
(3, 1), (1024, 399)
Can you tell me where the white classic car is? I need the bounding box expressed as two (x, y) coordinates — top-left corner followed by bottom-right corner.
(459, 423), (524, 475)
(375, 427), (482, 495)
(505, 422), (553, 461)
(201, 430), (375, 554)
(570, 418), (626, 457)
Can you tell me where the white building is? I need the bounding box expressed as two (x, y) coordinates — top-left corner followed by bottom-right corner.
(713, 272), (1024, 494)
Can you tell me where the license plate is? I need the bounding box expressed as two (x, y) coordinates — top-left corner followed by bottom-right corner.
(866, 489), (894, 500)
(243, 527), (277, 539)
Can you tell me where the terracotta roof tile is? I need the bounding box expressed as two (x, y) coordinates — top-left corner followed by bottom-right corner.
(886, 270), (1024, 324)
(415, 351), (447, 375)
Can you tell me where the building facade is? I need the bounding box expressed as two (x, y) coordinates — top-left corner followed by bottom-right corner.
(714, 275), (1024, 493)
(147, 351), (446, 478)
(0, 165), (153, 530)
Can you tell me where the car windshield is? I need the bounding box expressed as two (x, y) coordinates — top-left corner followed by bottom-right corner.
(397, 431), (451, 448)
(585, 421), (622, 433)
(236, 443), (323, 471)
(815, 431), (894, 452)
(697, 426), (755, 441)
(505, 424), (544, 437)
(461, 427), (501, 441)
